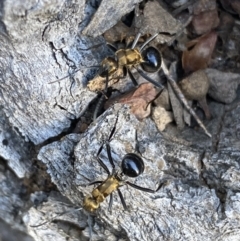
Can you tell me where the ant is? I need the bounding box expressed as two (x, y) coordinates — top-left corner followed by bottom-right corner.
(83, 115), (163, 212)
(49, 31), (211, 137)
(91, 33), (164, 120)
(30, 115), (163, 241)
(91, 33), (211, 137)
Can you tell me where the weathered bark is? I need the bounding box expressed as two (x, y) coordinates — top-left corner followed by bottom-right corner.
(0, 159), (33, 238)
(0, 0), (104, 145)
(28, 104), (240, 240)
(0, 218), (34, 241)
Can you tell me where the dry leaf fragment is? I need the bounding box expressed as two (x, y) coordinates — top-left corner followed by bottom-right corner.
(191, 0), (217, 15)
(191, 9), (219, 35)
(119, 83), (158, 120)
(217, 12), (235, 45)
(182, 31), (217, 74)
(118, 83), (159, 120)
(190, 0), (219, 34)
(217, 12), (240, 59)
(134, 0), (182, 44)
(231, 1), (240, 15)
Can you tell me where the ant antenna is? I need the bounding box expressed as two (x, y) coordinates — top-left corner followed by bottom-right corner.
(134, 130), (141, 155)
(135, 67), (164, 89)
(140, 33), (159, 51)
(131, 32), (141, 49)
(95, 111), (119, 175)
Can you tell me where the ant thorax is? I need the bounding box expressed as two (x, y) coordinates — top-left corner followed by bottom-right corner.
(115, 48), (144, 68)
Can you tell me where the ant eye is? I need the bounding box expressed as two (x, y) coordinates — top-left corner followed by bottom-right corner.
(121, 153), (144, 177)
(141, 47), (162, 73)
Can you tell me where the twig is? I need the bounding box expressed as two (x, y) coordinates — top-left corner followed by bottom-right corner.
(161, 59), (212, 138)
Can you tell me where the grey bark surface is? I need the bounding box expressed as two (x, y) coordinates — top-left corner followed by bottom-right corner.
(0, 159), (33, 237)
(0, 107), (33, 178)
(0, 0), (240, 241)
(83, 0), (143, 37)
(134, 0), (182, 43)
(27, 105), (240, 241)
(0, 218), (34, 241)
(0, 0), (107, 145)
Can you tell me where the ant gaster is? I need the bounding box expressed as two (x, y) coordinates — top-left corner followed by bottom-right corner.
(83, 116), (162, 212)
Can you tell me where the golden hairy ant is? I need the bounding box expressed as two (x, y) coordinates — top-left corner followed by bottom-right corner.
(49, 32), (211, 137)
(83, 115), (163, 212)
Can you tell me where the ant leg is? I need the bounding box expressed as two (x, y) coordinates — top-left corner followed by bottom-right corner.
(93, 94), (106, 121)
(136, 67), (164, 89)
(117, 188), (127, 210)
(97, 146), (110, 175)
(122, 66), (127, 78)
(140, 33), (159, 51)
(128, 68), (138, 86)
(93, 70), (109, 121)
(126, 181), (165, 193)
(88, 181), (103, 186)
(97, 115), (119, 173)
(108, 193), (113, 212)
(134, 130), (141, 155)
(105, 113), (119, 170)
(108, 112), (119, 141)
(107, 43), (118, 52)
(105, 143), (115, 170)
(131, 32), (141, 49)
(97, 156), (110, 175)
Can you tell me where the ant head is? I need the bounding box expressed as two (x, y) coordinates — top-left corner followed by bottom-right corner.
(99, 57), (118, 77)
(121, 153), (144, 178)
(140, 46), (162, 73)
